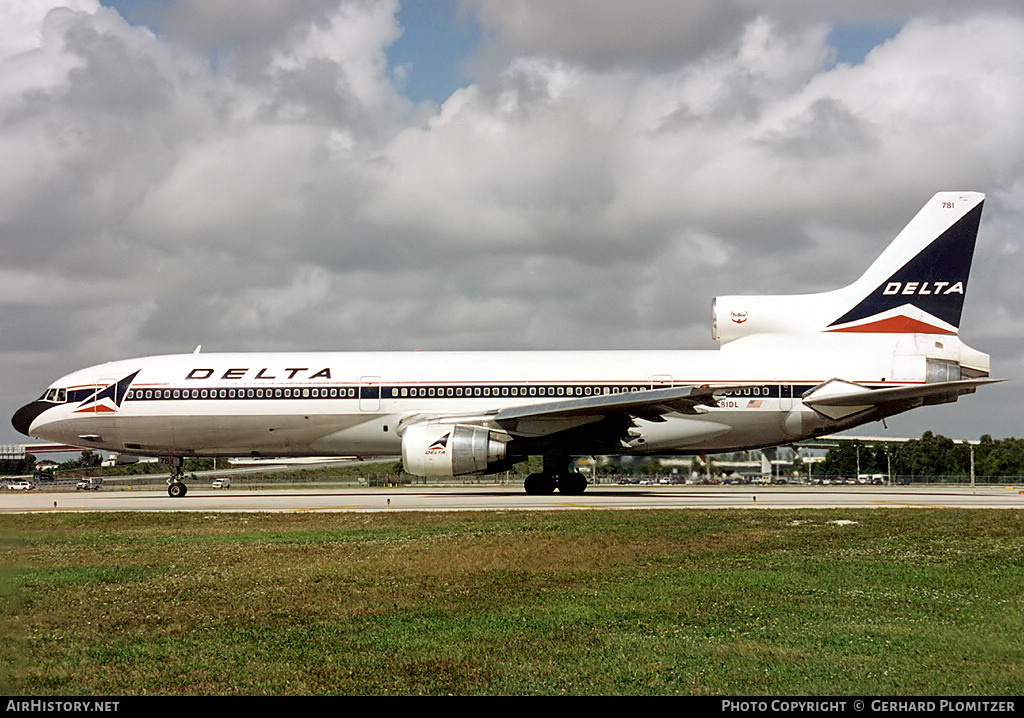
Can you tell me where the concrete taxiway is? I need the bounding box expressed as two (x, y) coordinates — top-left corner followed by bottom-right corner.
(3, 485), (1024, 513)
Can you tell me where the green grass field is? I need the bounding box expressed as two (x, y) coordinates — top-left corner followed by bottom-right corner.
(1, 509), (1022, 695)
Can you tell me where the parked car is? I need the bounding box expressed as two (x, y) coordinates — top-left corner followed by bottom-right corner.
(7, 480), (35, 491)
(211, 478), (231, 489)
(76, 477), (103, 490)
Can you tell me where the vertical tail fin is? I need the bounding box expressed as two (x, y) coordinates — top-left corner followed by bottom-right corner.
(825, 192), (984, 335)
(712, 192), (985, 343)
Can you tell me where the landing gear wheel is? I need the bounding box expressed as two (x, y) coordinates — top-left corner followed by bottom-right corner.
(163, 457), (188, 498)
(557, 471), (588, 495)
(524, 473), (557, 495)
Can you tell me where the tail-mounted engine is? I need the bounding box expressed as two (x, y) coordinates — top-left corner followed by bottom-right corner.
(711, 295), (811, 344)
(401, 423), (509, 477)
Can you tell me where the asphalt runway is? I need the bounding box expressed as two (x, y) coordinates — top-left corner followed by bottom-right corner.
(3, 484), (1024, 513)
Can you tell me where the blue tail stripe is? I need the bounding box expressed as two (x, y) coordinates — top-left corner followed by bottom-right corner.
(828, 202), (983, 328)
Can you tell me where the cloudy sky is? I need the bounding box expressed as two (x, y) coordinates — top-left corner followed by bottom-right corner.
(3, 0), (1024, 449)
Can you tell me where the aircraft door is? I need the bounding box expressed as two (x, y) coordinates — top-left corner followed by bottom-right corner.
(779, 384), (794, 411)
(359, 376), (381, 412)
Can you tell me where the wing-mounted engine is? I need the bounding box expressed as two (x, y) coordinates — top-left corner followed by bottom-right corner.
(401, 423), (511, 477)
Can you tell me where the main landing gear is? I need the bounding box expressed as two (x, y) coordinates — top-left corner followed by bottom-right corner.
(524, 454), (588, 496)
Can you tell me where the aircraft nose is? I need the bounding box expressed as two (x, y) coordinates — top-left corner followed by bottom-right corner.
(12, 401), (50, 437)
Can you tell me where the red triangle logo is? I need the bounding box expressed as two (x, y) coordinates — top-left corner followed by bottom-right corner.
(826, 315), (954, 334)
(74, 404), (117, 414)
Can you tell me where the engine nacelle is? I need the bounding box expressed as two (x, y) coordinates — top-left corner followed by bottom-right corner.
(401, 423), (509, 477)
(712, 294), (834, 344)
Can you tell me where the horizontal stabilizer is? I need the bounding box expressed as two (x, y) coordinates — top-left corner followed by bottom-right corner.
(802, 377), (1003, 420)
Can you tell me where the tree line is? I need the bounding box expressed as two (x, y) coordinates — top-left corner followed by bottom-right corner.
(817, 432), (1024, 479)
(0, 450), (102, 476)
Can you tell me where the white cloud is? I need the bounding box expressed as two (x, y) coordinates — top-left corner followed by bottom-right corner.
(465, 0), (758, 68)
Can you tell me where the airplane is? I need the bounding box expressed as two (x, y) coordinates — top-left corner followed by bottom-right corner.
(12, 191), (1000, 497)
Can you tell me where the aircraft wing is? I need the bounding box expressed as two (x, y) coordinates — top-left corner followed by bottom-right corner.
(493, 385), (726, 422)
(484, 384), (738, 441)
(398, 385), (737, 442)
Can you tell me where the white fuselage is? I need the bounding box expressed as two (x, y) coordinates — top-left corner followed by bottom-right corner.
(21, 331), (963, 460)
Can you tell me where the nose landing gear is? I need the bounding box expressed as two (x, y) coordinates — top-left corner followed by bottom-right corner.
(162, 457), (188, 497)
(167, 476), (188, 497)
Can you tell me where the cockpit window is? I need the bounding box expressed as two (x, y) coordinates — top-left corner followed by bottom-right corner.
(41, 388), (67, 403)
